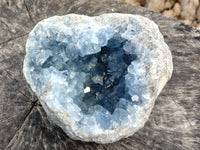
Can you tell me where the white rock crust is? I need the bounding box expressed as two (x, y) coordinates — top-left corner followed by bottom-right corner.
(23, 13), (173, 144)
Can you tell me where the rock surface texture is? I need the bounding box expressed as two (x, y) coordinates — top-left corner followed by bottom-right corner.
(0, 0), (200, 149)
(23, 14), (173, 143)
(123, 0), (200, 29)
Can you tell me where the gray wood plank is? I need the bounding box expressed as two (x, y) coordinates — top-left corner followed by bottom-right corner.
(0, 0), (200, 149)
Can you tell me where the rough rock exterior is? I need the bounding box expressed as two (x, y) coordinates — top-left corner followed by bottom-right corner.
(23, 14), (173, 143)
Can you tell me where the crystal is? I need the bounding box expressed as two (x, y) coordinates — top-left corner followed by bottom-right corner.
(23, 14), (173, 143)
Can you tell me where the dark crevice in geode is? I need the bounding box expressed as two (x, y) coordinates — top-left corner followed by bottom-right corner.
(79, 45), (137, 114)
(42, 35), (137, 114)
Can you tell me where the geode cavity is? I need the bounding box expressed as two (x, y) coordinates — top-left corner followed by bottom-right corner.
(23, 14), (173, 143)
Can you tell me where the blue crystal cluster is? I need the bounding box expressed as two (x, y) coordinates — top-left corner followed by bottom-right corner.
(23, 14), (173, 143)
(24, 14), (146, 134)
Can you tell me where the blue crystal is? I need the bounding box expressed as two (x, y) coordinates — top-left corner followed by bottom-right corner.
(24, 14), (145, 130)
(23, 14), (173, 143)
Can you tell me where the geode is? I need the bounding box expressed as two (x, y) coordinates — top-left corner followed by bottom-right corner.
(23, 13), (173, 143)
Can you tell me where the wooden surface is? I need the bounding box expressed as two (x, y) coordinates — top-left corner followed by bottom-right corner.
(0, 0), (200, 149)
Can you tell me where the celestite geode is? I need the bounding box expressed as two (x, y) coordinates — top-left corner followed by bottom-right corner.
(23, 13), (173, 143)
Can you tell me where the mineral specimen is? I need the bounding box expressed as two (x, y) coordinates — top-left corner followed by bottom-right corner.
(23, 13), (173, 143)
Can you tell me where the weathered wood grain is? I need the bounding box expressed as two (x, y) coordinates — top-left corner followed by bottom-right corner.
(0, 0), (200, 149)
